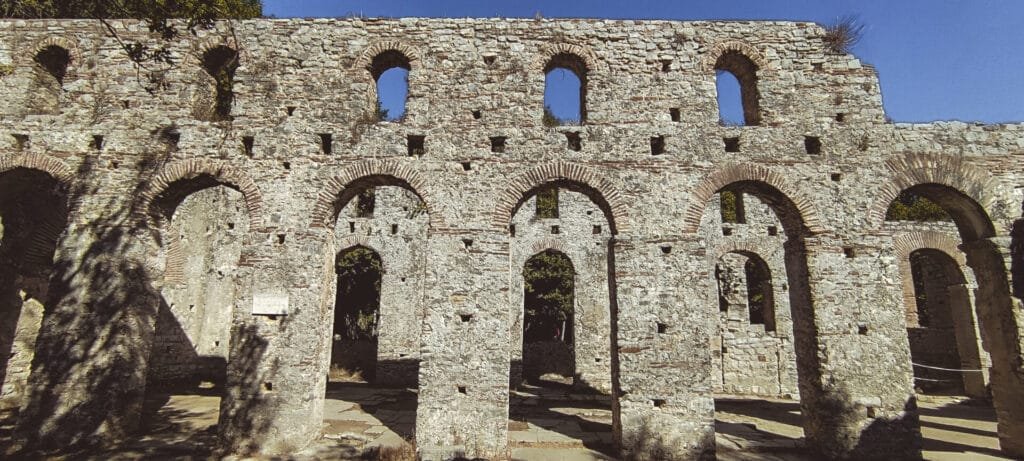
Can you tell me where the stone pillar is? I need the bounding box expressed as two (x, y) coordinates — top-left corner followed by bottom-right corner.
(947, 284), (989, 398)
(572, 239), (612, 393)
(962, 237), (1024, 457)
(796, 236), (921, 459)
(416, 230), (511, 460)
(617, 236), (716, 460)
(15, 202), (161, 450)
(218, 226), (323, 454)
(0, 297), (44, 411)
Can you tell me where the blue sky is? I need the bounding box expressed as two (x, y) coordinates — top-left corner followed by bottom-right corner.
(265, 0), (1024, 124)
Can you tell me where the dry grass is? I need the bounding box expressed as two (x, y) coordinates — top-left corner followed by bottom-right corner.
(364, 441), (417, 461)
(329, 365), (366, 382)
(823, 15), (865, 54)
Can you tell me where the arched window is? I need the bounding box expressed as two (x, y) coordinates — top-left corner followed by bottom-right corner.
(715, 51), (761, 126)
(34, 45), (70, 85)
(201, 46), (239, 120)
(369, 50), (411, 121)
(744, 255), (776, 332)
(543, 53), (587, 126)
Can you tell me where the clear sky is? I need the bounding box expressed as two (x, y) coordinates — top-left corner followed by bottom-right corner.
(264, 0), (1024, 124)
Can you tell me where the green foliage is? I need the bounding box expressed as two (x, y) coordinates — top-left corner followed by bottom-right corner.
(720, 189), (739, 223)
(335, 246), (382, 340)
(356, 188), (376, 217)
(523, 250), (574, 343)
(375, 98), (389, 122)
(885, 191), (952, 222)
(3, 1), (262, 69)
(535, 186), (559, 218)
(542, 105), (561, 127)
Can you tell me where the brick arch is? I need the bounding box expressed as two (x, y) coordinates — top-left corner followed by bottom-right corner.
(892, 230), (974, 326)
(533, 42), (602, 73)
(701, 40), (769, 72)
(353, 40), (421, 72)
(869, 153), (1001, 233)
(493, 162), (630, 236)
(711, 240), (779, 263)
(311, 159), (439, 230)
(893, 231), (968, 269)
(0, 154), (75, 274)
(0, 153), (76, 186)
(193, 35), (239, 57)
(138, 159), (264, 229)
(29, 36), (81, 66)
(681, 163), (826, 234)
(526, 239), (576, 260)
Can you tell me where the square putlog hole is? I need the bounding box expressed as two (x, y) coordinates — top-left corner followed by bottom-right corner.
(242, 136), (255, 157)
(565, 132), (582, 151)
(804, 136), (822, 155)
(723, 137), (740, 153)
(490, 136), (506, 153)
(408, 135), (426, 157)
(650, 136), (665, 155)
(670, 108), (680, 122)
(319, 133), (333, 155)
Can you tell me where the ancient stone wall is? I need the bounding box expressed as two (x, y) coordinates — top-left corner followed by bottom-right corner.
(0, 17), (1022, 460)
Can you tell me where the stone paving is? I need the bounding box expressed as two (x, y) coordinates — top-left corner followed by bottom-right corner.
(19, 387), (1003, 460)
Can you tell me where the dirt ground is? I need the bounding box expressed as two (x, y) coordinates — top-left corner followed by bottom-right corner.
(0, 386), (1009, 460)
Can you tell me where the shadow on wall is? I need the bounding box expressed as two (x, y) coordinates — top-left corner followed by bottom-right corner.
(6, 150), (279, 457)
(217, 323), (278, 455)
(1009, 218), (1024, 299)
(12, 154), (164, 453)
(809, 387), (922, 460)
(147, 296), (226, 389)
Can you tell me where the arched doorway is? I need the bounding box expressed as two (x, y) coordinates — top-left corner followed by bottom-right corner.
(0, 168), (68, 417)
(322, 179), (429, 450)
(884, 183), (1024, 456)
(507, 181), (616, 457)
(520, 249), (576, 386)
(904, 248), (988, 397)
(331, 245), (383, 382)
(144, 175), (251, 448)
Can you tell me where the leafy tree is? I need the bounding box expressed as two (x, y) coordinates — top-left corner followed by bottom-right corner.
(3, 1), (262, 73)
(720, 189), (739, 223)
(535, 186), (559, 219)
(885, 191), (952, 222)
(335, 246), (382, 340)
(523, 250), (574, 343)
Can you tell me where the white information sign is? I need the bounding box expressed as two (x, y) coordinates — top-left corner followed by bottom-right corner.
(252, 292), (289, 316)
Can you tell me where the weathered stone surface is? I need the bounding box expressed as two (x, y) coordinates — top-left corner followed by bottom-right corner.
(0, 17), (1021, 461)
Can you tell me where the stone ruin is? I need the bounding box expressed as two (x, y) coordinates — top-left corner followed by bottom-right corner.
(0, 16), (1022, 460)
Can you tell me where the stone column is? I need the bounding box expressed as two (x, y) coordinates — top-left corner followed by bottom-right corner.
(796, 236), (921, 459)
(218, 226), (324, 454)
(962, 237), (1024, 457)
(947, 284), (989, 398)
(573, 239), (612, 393)
(416, 230), (511, 460)
(15, 197), (161, 450)
(617, 236), (716, 460)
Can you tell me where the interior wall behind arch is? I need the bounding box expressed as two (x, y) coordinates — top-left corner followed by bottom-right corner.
(700, 191), (798, 398)
(510, 188), (612, 393)
(333, 185), (429, 385)
(149, 185), (248, 387)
